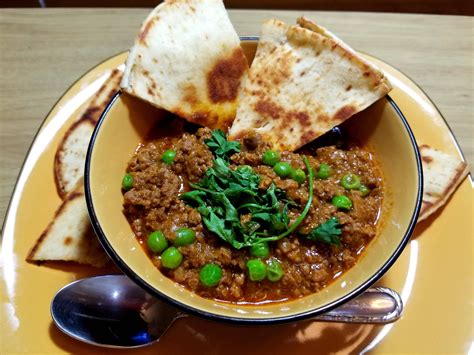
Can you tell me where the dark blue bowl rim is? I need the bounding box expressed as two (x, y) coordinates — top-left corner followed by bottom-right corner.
(84, 41), (423, 325)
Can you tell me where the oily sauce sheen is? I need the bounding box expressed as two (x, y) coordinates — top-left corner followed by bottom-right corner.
(123, 118), (383, 304)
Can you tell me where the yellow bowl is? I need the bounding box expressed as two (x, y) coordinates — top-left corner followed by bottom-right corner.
(85, 39), (422, 324)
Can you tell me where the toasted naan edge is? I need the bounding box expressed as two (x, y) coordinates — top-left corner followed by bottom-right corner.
(54, 118), (95, 198)
(54, 69), (122, 198)
(27, 182), (109, 268)
(418, 144), (469, 221)
(81, 68), (122, 124)
(121, 0), (248, 130)
(229, 18), (391, 151)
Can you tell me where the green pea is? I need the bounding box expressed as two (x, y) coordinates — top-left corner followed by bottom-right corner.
(199, 263), (222, 287)
(122, 173), (133, 190)
(174, 227), (196, 246)
(316, 163), (331, 179)
(250, 242), (270, 259)
(161, 149), (176, 165)
(262, 150), (280, 167)
(290, 168), (306, 184)
(332, 195), (353, 210)
(147, 231), (168, 253)
(161, 247), (183, 269)
(340, 173), (361, 190)
(266, 258), (284, 282)
(246, 259), (267, 281)
(273, 162), (293, 178)
(359, 184), (371, 197)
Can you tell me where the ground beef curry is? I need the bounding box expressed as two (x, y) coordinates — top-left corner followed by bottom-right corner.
(122, 118), (383, 304)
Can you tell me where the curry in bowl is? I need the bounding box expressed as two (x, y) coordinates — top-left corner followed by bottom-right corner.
(122, 118), (384, 303)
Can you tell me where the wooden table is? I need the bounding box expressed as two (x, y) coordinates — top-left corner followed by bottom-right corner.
(0, 9), (472, 220)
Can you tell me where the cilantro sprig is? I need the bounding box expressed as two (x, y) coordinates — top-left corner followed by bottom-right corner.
(305, 217), (343, 246)
(204, 129), (240, 161)
(180, 130), (314, 249)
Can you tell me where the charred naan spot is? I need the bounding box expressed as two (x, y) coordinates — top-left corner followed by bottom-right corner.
(82, 107), (100, 121)
(363, 72), (370, 77)
(147, 87), (154, 96)
(334, 105), (356, 121)
(272, 76), (282, 86)
(143, 69), (150, 77)
(300, 130), (316, 145)
(422, 156), (433, 164)
(296, 58), (302, 63)
(192, 111), (210, 123)
(151, 82), (157, 90)
(255, 99), (280, 119)
(318, 114), (330, 123)
(152, 58), (158, 64)
(182, 83), (198, 105)
(138, 18), (158, 45)
(300, 70), (306, 77)
(292, 111), (310, 126)
(64, 237), (73, 246)
(346, 84), (352, 91)
(190, 5), (196, 12)
(207, 48), (248, 103)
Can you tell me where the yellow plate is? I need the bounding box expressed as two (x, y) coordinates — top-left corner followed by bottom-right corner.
(1, 52), (472, 354)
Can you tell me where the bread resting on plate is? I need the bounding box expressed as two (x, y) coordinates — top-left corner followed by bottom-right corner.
(418, 144), (469, 221)
(27, 181), (109, 268)
(55, 69), (122, 198)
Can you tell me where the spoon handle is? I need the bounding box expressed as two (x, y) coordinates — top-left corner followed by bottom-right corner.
(312, 287), (403, 323)
(169, 287), (403, 325)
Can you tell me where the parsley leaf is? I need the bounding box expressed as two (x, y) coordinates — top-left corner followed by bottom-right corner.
(306, 217), (342, 245)
(205, 129), (241, 160)
(180, 142), (315, 249)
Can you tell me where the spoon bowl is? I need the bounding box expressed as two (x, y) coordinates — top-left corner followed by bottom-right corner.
(51, 275), (402, 348)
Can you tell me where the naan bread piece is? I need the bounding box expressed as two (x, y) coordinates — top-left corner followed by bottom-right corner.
(418, 144), (469, 221)
(55, 69), (122, 198)
(229, 18), (391, 151)
(27, 182), (109, 268)
(54, 118), (95, 198)
(81, 69), (123, 124)
(121, 0), (248, 130)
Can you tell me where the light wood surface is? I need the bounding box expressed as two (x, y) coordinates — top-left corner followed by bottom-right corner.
(0, 9), (472, 221)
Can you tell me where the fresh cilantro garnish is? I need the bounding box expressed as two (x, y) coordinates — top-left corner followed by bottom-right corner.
(306, 217), (342, 246)
(204, 129), (241, 161)
(180, 143), (314, 249)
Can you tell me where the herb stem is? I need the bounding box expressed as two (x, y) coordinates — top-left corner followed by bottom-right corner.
(255, 156), (314, 243)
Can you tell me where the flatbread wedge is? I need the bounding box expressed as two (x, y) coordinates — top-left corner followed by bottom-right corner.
(418, 144), (469, 221)
(229, 17), (392, 151)
(54, 69), (122, 198)
(121, 0), (248, 130)
(80, 68), (123, 124)
(27, 182), (109, 267)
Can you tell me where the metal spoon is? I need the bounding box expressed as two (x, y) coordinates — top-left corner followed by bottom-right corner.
(51, 275), (402, 348)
